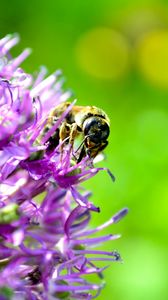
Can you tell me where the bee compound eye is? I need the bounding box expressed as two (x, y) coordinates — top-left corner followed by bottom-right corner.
(83, 117), (97, 135)
(99, 121), (110, 140)
(83, 116), (110, 142)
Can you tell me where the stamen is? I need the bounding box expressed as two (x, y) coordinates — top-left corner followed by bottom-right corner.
(0, 34), (20, 57)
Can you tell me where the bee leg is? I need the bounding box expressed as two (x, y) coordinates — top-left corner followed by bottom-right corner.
(69, 123), (78, 145)
(77, 145), (86, 163)
(59, 121), (71, 142)
(59, 122), (78, 160)
(59, 121), (71, 159)
(69, 123), (80, 161)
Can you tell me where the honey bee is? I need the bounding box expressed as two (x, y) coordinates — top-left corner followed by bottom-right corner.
(42, 102), (110, 162)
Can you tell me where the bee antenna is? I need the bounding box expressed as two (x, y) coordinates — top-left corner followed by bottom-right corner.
(75, 134), (93, 153)
(107, 168), (116, 182)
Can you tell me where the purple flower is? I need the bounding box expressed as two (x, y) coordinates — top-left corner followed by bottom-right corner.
(0, 34), (128, 300)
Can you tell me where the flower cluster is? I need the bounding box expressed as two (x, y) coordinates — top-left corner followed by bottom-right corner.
(0, 34), (128, 300)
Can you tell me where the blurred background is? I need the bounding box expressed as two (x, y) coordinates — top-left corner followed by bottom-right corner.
(1, 0), (168, 299)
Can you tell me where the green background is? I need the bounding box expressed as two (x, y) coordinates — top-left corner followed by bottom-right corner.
(1, 0), (168, 299)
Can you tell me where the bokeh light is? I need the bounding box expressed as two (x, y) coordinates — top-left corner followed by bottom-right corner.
(107, 5), (168, 42)
(136, 29), (168, 88)
(75, 27), (130, 80)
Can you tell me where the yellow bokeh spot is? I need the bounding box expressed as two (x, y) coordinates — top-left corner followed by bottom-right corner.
(106, 5), (168, 42)
(136, 30), (168, 88)
(75, 27), (130, 80)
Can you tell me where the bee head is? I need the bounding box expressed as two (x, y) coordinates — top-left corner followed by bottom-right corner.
(83, 116), (110, 144)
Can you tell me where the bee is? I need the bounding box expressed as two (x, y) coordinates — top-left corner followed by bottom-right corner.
(41, 102), (110, 163)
